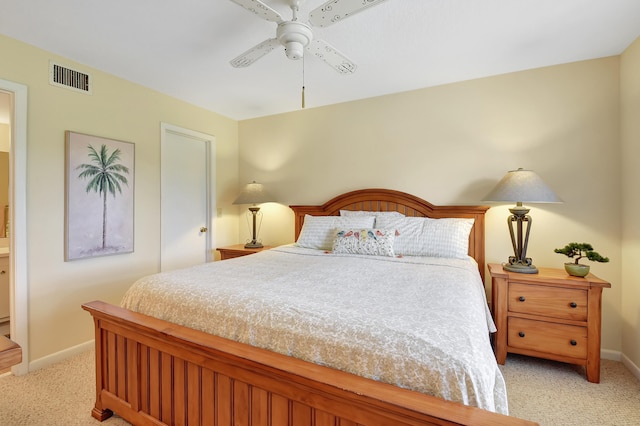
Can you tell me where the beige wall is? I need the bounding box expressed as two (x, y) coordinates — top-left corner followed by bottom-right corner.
(0, 122), (9, 150)
(0, 124), (8, 207)
(621, 37), (640, 368)
(0, 34), (240, 361)
(239, 57), (623, 354)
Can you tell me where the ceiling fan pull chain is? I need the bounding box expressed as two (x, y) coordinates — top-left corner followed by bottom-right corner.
(302, 55), (305, 109)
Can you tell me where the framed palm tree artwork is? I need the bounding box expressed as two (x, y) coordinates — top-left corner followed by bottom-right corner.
(65, 131), (134, 261)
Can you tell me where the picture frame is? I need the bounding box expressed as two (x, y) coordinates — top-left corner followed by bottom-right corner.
(65, 131), (135, 261)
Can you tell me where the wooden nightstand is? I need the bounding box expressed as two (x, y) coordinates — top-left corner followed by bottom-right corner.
(489, 263), (610, 383)
(216, 244), (272, 260)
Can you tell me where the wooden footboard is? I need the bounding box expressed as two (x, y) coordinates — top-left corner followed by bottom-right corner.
(82, 300), (536, 426)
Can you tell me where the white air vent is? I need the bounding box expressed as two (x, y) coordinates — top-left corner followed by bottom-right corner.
(49, 61), (92, 94)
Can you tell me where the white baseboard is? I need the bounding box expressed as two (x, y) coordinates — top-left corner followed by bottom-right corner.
(28, 340), (94, 372)
(621, 353), (640, 381)
(601, 348), (621, 361)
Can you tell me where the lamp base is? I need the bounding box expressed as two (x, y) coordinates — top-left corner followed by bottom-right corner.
(503, 260), (538, 274)
(245, 206), (263, 249)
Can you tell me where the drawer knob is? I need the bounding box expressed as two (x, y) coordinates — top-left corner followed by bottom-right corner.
(570, 340), (577, 346)
(518, 331), (525, 338)
(518, 296), (526, 302)
(570, 302), (577, 308)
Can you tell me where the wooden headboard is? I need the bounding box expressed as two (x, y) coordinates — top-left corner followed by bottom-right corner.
(290, 188), (489, 281)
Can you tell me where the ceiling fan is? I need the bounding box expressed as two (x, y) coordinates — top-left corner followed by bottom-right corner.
(228, 0), (389, 74)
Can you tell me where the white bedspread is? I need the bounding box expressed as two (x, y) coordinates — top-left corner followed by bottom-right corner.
(121, 245), (508, 414)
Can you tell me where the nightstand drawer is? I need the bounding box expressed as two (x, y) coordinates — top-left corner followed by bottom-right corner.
(217, 245), (273, 260)
(508, 282), (587, 321)
(508, 317), (587, 359)
(220, 251), (250, 260)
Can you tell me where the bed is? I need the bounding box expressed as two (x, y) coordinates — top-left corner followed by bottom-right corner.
(83, 188), (537, 426)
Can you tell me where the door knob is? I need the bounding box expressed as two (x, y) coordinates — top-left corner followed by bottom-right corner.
(200, 227), (208, 233)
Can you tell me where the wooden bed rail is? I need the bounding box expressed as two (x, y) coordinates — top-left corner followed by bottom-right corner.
(83, 300), (537, 426)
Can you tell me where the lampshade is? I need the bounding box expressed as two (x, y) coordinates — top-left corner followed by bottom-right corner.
(232, 181), (275, 205)
(482, 168), (562, 203)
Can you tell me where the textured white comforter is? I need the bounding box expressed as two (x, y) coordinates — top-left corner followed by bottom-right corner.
(121, 245), (508, 414)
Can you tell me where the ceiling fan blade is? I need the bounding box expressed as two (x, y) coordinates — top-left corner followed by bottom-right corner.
(229, 0), (284, 23)
(230, 38), (280, 68)
(305, 39), (357, 74)
(308, 0), (389, 28)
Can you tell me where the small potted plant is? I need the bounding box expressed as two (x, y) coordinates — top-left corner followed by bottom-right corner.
(554, 242), (609, 277)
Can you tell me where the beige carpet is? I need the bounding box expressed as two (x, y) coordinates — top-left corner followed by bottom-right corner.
(0, 351), (129, 426)
(0, 350), (638, 425)
(500, 354), (640, 425)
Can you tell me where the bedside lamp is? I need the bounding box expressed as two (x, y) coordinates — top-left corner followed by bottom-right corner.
(483, 168), (562, 274)
(233, 181), (275, 248)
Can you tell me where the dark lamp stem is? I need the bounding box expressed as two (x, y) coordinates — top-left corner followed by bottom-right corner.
(245, 206), (263, 248)
(504, 203), (537, 274)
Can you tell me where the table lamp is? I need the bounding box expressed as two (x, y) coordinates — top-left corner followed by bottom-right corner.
(233, 181), (275, 248)
(483, 168), (562, 274)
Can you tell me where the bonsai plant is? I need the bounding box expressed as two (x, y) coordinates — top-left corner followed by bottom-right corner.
(554, 242), (609, 277)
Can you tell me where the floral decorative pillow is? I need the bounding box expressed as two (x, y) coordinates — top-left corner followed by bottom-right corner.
(296, 215), (375, 250)
(331, 228), (396, 257)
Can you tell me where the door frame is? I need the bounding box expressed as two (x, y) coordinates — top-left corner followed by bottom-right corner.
(0, 79), (28, 375)
(160, 123), (216, 270)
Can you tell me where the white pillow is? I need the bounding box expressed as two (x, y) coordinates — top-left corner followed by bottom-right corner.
(331, 228), (396, 257)
(296, 215), (375, 250)
(375, 216), (474, 259)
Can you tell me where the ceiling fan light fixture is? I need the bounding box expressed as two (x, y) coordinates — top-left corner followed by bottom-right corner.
(285, 41), (304, 60)
(276, 21), (312, 60)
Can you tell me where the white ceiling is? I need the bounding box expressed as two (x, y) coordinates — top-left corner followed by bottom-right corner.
(1, 0), (640, 121)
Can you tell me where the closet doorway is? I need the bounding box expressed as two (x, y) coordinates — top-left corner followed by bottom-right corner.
(0, 80), (28, 375)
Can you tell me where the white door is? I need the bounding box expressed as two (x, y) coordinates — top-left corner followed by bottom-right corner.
(160, 123), (215, 272)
